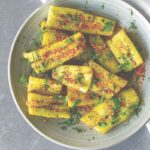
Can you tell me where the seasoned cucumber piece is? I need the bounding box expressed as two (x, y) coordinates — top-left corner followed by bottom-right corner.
(40, 20), (69, 46)
(89, 35), (121, 73)
(88, 60), (127, 99)
(67, 88), (99, 107)
(52, 65), (93, 93)
(24, 33), (85, 73)
(23, 32), (85, 63)
(107, 29), (143, 72)
(81, 88), (140, 133)
(47, 6), (115, 36)
(27, 93), (70, 118)
(28, 76), (62, 95)
(80, 102), (114, 127)
(94, 88), (139, 134)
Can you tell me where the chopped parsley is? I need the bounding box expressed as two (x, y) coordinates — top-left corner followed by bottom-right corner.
(53, 94), (64, 101)
(98, 96), (104, 104)
(76, 73), (84, 84)
(84, 0), (88, 9)
(89, 51), (99, 60)
(64, 96), (68, 105)
(98, 122), (107, 127)
(130, 9), (133, 16)
(72, 127), (86, 133)
(111, 97), (121, 112)
(44, 79), (50, 90)
(60, 111), (81, 127)
(129, 21), (137, 30)
(19, 75), (28, 86)
(66, 37), (74, 44)
(68, 14), (80, 22)
(92, 36), (98, 43)
(132, 104), (142, 117)
(101, 4), (105, 10)
(103, 22), (113, 32)
(111, 117), (119, 125)
(32, 38), (41, 48)
(72, 99), (81, 109)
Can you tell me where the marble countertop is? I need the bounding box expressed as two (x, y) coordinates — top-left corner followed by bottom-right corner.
(0, 0), (150, 149)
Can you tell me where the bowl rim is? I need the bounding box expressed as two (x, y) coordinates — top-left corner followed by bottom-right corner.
(8, 0), (150, 149)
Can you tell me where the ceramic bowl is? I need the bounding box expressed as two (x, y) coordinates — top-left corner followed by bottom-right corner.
(8, 0), (150, 149)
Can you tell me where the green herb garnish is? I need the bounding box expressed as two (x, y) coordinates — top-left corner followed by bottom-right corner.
(93, 36), (98, 43)
(132, 104), (142, 116)
(64, 96), (68, 105)
(72, 127), (86, 133)
(111, 97), (121, 111)
(111, 117), (119, 125)
(84, 0), (88, 9)
(89, 51), (99, 60)
(53, 94), (64, 101)
(19, 75), (28, 86)
(130, 9), (133, 16)
(98, 96), (104, 103)
(98, 122), (107, 127)
(66, 37), (74, 44)
(44, 79), (50, 90)
(76, 73), (84, 84)
(72, 99), (81, 109)
(103, 22), (113, 32)
(68, 14), (80, 22)
(60, 111), (81, 126)
(129, 21), (137, 30)
(101, 4), (105, 10)
(32, 38), (41, 48)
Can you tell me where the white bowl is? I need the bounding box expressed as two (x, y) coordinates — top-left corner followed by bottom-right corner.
(8, 0), (150, 149)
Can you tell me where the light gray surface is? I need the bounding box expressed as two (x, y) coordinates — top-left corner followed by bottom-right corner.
(1, 0), (150, 150)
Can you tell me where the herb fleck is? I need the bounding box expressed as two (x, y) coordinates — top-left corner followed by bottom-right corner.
(72, 99), (81, 109)
(76, 73), (84, 84)
(132, 104), (142, 117)
(98, 96), (104, 104)
(60, 111), (81, 127)
(130, 9), (133, 16)
(129, 21), (137, 30)
(111, 97), (121, 112)
(44, 79), (50, 90)
(72, 127), (86, 133)
(111, 117), (119, 125)
(101, 4), (105, 10)
(89, 51), (99, 60)
(103, 22), (113, 32)
(66, 37), (74, 44)
(98, 122), (107, 127)
(19, 75), (28, 86)
(93, 36), (98, 43)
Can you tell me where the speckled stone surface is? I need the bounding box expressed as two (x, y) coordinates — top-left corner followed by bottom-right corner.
(0, 0), (150, 150)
